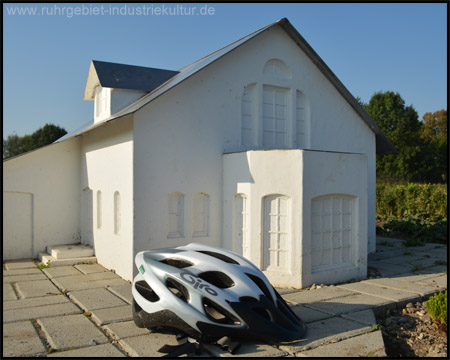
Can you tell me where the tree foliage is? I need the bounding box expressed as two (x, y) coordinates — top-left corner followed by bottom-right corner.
(363, 91), (447, 183)
(3, 124), (67, 160)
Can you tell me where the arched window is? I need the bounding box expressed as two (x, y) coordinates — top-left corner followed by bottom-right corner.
(96, 190), (102, 229)
(114, 191), (121, 235)
(262, 194), (290, 271)
(234, 194), (249, 258)
(193, 193), (209, 237)
(311, 195), (356, 272)
(296, 90), (309, 148)
(241, 84), (256, 146)
(262, 85), (288, 147)
(168, 192), (184, 238)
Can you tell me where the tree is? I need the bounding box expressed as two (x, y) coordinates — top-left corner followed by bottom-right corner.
(420, 110), (447, 182)
(364, 91), (424, 182)
(3, 124), (67, 160)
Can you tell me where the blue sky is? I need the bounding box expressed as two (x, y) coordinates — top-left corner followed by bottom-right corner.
(3, 2), (447, 137)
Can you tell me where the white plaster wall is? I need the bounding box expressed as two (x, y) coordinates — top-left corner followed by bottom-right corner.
(133, 25), (377, 278)
(223, 150), (303, 288)
(3, 138), (81, 259)
(80, 116), (134, 280)
(223, 149), (367, 288)
(110, 89), (147, 115)
(302, 150), (368, 287)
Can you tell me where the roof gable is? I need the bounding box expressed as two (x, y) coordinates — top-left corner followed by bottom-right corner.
(83, 60), (179, 100)
(62, 18), (396, 154)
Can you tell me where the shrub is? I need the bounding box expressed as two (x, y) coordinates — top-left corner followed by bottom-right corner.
(426, 291), (447, 326)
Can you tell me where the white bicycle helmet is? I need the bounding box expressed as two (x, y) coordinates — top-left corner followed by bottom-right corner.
(132, 242), (306, 343)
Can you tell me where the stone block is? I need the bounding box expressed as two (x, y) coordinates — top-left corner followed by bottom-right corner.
(75, 263), (109, 274)
(3, 282), (17, 300)
(47, 343), (125, 357)
(290, 304), (334, 323)
(103, 320), (150, 340)
(279, 316), (371, 353)
(42, 266), (83, 278)
(118, 333), (179, 357)
(3, 301), (81, 323)
(15, 279), (62, 298)
(48, 244), (94, 259)
(296, 330), (386, 357)
(4, 293), (70, 310)
(107, 284), (133, 304)
(38, 314), (109, 350)
(3, 273), (48, 283)
(205, 341), (288, 357)
(90, 305), (133, 326)
(282, 286), (355, 305)
(68, 287), (128, 311)
(338, 282), (422, 303)
(4, 260), (37, 270)
(53, 275), (128, 292)
(2, 320), (47, 357)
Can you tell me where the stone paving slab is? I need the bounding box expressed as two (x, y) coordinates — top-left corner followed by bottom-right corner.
(282, 286), (355, 305)
(107, 284), (133, 304)
(3, 267), (43, 275)
(2, 320), (47, 357)
(340, 309), (376, 325)
(279, 316), (371, 353)
(338, 282), (421, 303)
(415, 274), (448, 289)
(118, 333), (179, 357)
(291, 304), (334, 323)
(3, 273), (48, 283)
(205, 341), (288, 357)
(374, 248), (406, 258)
(379, 255), (427, 265)
(3, 301), (82, 323)
(47, 343), (126, 357)
(75, 263), (110, 274)
(3, 282), (17, 300)
(68, 287), (128, 311)
(4, 260), (38, 269)
(368, 261), (415, 277)
(363, 277), (440, 296)
(305, 293), (392, 316)
(4, 293), (70, 310)
(90, 305), (134, 326)
(296, 330), (386, 357)
(53, 276), (129, 292)
(42, 266), (84, 278)
(38, 314), (109, 350)
(15, 279), (62, 298)
(103, 320), (151, 340)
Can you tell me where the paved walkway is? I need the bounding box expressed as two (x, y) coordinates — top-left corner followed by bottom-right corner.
(3, 237), (447, 357)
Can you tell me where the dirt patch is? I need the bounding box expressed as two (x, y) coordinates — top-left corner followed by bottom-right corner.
(376, 301), (447, 357)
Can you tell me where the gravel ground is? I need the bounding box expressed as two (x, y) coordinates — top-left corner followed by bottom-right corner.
(376, 301), (447, 357)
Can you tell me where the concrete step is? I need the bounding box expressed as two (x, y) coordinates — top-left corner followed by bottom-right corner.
(38, 253), (97, 267)
(47, 244), (94, 259)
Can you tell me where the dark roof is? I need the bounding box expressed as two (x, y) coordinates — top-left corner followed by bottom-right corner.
(69, 18), (396, 155)
(83, 60), (179, 100)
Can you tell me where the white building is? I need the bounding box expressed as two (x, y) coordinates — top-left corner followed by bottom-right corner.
(3, 18), (395, 288)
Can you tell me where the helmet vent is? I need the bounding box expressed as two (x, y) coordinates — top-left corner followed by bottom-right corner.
(166, 277), (190, 302)
(197, 271), (235, 289)
(135, 280), (160, 302)
(245, 273), (274, 304)
(196, 251), (239, 265)
(253, 306), (272, 321)
(203, 298), (241, 325)
(160, 257), (193, 269)
(239, 296), (258, 302)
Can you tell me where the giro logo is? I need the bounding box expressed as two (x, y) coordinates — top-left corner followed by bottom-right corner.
(180, 272), (218, 296)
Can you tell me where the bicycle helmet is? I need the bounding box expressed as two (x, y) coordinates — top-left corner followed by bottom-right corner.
(132, 242), (306, 343)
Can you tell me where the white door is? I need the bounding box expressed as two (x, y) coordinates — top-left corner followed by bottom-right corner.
(263, 195), (289, 271)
